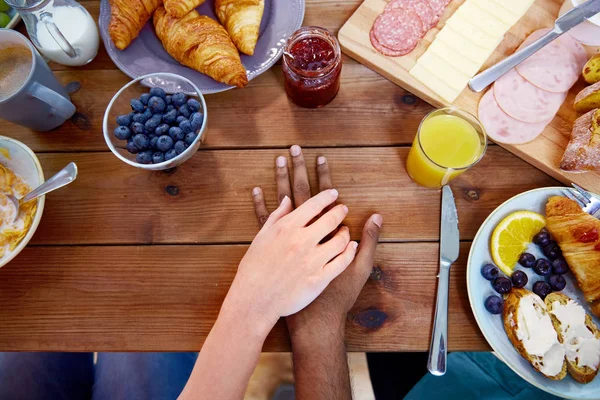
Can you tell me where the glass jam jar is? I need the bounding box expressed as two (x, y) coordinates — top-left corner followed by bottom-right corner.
(282, 27), (342, 108)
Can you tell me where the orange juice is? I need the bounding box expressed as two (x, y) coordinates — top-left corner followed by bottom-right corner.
(406, 110), (486, 188)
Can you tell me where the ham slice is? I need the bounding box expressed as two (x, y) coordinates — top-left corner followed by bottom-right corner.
(494, 69), (567, 123)
(478, 88), (550, 145)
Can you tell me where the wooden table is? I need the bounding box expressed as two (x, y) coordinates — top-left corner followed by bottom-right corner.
(0, 0), (561, 352)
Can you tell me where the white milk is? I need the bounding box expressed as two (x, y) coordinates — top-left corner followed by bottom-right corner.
(35, 5), (99, 66)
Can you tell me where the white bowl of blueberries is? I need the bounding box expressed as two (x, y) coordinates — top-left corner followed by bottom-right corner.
(103, 72), (207, 170)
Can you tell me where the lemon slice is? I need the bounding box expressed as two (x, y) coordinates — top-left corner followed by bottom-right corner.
(490, 211), (546, 275)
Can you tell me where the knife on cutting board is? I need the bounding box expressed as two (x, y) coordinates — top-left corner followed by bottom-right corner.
(469, 0), (600, 92)
(427, 185), (460, 376)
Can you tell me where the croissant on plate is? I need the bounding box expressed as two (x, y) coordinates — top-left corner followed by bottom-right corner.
(109, 0), (163, 50)
(215, 0), (264, 56)
(153, 7), (248, 87)
(164, 0), (205, 18)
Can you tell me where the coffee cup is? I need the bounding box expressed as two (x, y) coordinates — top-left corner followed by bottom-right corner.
(0, 29), (76, 131)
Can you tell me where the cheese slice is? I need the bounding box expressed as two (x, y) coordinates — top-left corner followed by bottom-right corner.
(409, 64), (461, 103)
(470, 0), (521, 26)
(488, 0), (535, 18)
(445, 12), (503, 51)
(416, 51), (471, 91)
(436, 26), (495, 65)
(454, 1), (511, 38)
(427, 39), (483, 77)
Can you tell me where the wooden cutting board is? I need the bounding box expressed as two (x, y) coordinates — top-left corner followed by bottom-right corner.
(339, 0), (600, 193)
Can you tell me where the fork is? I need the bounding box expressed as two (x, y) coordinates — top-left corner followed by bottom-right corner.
(562, 184), (600, 218)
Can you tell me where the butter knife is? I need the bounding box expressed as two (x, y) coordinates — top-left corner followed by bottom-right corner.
(427, 185), (460, 376)
(469, 0), (600, 92)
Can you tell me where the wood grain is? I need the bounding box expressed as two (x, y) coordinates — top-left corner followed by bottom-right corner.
(0, 243), (488, 351)
(30, 147), (558, 245)
(338, 0), (600, 193)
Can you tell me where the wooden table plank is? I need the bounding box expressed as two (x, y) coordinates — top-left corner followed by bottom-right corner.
(31, 147), (559, 245)
(0, 243), (487, 352)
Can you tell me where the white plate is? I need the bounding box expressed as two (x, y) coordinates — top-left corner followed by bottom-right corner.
(467, 187), (600, 399)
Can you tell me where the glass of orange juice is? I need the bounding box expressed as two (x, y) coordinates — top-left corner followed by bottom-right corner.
(406, 107), (487, 188)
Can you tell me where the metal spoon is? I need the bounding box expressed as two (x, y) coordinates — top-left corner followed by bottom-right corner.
(7, 162), (78, 223)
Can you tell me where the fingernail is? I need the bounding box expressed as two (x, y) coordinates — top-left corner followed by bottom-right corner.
(290, 145), (301, 157)
(281, 196), (290, 205)
(372, 214), (383, 228)
(342, 205), (349, 214)
(317, 156), (326, 165)
(331, 189), (339, 198)
(252, 187), (261, 196)
(276, 156), (287, 167)
(352, 241), (358, 250)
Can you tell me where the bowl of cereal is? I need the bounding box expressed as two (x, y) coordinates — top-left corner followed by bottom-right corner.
(0, 136), (44, 268)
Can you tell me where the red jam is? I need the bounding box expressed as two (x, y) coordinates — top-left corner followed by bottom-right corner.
(576, 228), (599, 243)
(282, 27), (342, 108)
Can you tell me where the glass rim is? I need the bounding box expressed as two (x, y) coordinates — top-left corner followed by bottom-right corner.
(416, 106), (488, 172)
(283, 26), (341, 79)
(5, 0), (48, 11)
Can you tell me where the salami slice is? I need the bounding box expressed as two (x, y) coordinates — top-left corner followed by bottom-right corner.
(373, 10), (424, 51)
(425, 0), (450, 18)
(478, 88), (550, 145)
(385, 0), (437, 29)
(494, 69), (567, 123)
(515, 29), (582, 93)
(370, 29), (414, 57)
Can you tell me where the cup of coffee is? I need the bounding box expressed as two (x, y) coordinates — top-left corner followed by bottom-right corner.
(0, 29), (76, 131)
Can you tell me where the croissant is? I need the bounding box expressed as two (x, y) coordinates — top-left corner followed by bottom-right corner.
(164, 0), (205, 18)
(153, 7), (248, 88)
(215, 0), (264, 56)
(109, 0), (162, 50)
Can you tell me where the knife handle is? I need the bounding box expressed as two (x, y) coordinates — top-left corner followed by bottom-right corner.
(428, 265), (450, 376)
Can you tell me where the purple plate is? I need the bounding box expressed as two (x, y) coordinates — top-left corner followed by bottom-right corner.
(99, 0), (305, 94)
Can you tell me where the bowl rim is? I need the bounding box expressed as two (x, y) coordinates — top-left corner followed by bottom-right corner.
(0, 135), (45, 269)
(103, 72), (208, 170)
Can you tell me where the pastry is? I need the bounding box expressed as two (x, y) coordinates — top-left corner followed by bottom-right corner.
(575, 81), (600, 113)
(153, 7), (248, 87)
(164, 0), (205, 18)
(109, 0), (163, 50)
(560, 109), (600, 172)
(215, 0), (265, 55)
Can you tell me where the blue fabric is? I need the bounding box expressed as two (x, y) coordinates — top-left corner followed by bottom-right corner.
(0, 352), (197, 400)
(405, 352), (562, 400)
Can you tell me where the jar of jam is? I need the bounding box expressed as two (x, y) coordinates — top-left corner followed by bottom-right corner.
(282, 26), (342, 108)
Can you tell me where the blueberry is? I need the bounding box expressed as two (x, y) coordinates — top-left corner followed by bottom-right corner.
(129, 111), (136, 119)
(149, 87), (167, 99)
(145, 114), (162, 132)
(143, 108), (153, 120)
(165, 95), (172, 105)
(157, 135), (174, 152)
(132, 113), (147, 124)
(172, 92), (187, 107)
(116, 114), (132, 126)
(131, 122), (145, 135)
(136, 150), (153, 164)
(492, 276), (512, 294)
(130, 99), (144, 112)
(176, 115), (186, 124)
(113, 126), (131, 141)
(185, 132), (197, 145)
(174, 140), (187, 154)
(166, 105), (175, 112)
(150, 136), (158, 150)
(148, 96), (166, 114)
(140, 93), (151, 105)
(162, 109), (177, 125)
(169, 126), (184, 142)
(533, 231), (551, 247)
(548, 274), (567, 291)
(152, 152), (165, 164)
(178, 104), (191, 118)
(532, 281), (552, 299)
(187, 98), (201, 112)
(155, 123), (170, 136)
(190, 112), (204, 132)
(543, 242), (562, 261)
(133, 134), (150, 150)
(179, 120), (192, 134)
(484, 295), (504, 315)
(126, 141), (139, 154)
(481, 263), (499, 281)
(165, 149), (178, 161)
(511, 270), (528, 288)
(518, 253), (536, 268)
(533, 259), (552, 276)
(552, 258), (569, 275)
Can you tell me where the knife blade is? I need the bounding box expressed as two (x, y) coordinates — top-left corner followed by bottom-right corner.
(427, 185), (459, 376)
(469, 0), (600, 92)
